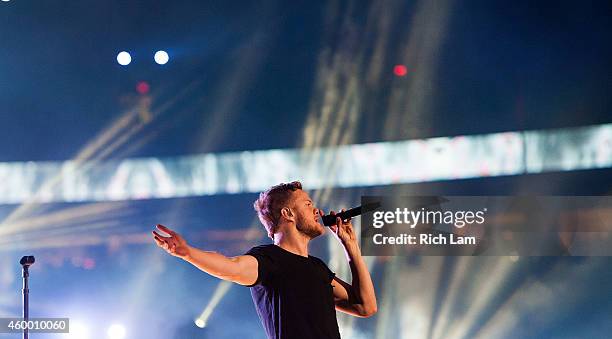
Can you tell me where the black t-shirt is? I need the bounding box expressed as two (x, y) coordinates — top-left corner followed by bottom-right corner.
(245, 244), (341, 339)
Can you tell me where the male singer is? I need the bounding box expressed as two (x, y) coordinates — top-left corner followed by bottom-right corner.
(152, 181), (377, 339)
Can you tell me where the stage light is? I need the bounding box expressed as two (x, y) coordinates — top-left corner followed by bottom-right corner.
(107, 324), (126, 339)
(68, 322), (89, 339)
(393, 64), (408, 77)
(154, 50), (169, 65)
(136, 81), (150, 95)
(116, 52), (131, 66)
(194, 318), (206, 328)
(195, 281), (232, 330)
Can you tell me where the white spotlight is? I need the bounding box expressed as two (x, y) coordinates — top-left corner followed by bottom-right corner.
(116, 51), (131, 66)
(154, 50), (169, 65)
(194, 318), (206, 328)
(107, 324), (126, 339)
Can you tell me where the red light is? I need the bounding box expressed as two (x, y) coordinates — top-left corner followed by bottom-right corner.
(136, 81), (150, 95)
(83, 258), (96, 270)
(393, 65), (408, 77)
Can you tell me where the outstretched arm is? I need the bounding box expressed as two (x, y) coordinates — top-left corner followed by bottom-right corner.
(327, 211), (377, 318)
(152, 224), (258, 286)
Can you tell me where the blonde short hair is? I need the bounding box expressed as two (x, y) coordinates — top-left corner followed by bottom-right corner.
(253, 181), (302, 239)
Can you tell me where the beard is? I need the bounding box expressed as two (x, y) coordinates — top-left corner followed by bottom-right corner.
(296, 214), (324, 239)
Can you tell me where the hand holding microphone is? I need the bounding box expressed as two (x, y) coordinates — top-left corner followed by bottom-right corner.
(321, 202), (381, 226)
(321, 202), (381, 248)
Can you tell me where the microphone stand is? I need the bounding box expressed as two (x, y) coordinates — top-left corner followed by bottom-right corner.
(20, 256), (35, 339)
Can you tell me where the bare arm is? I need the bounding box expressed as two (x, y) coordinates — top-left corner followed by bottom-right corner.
(152, 224), (258, 286)
(328, 212), (377, 318)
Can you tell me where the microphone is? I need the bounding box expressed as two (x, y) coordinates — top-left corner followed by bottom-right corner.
(20, 256), (35, 267)
(322, 202), (381, 226)
(20, 255), (35, 339)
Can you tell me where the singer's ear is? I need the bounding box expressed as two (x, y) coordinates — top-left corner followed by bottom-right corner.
(280, 207), (294, 222)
